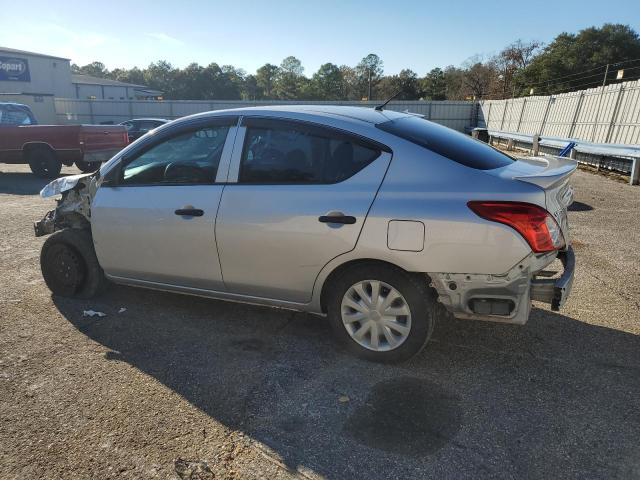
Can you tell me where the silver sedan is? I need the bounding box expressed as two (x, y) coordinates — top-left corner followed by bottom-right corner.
(35, 106), (576, 362)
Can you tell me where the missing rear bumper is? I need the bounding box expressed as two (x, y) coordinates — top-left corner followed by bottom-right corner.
(429, 249), (571, 325)
(530, 247), (575, 311)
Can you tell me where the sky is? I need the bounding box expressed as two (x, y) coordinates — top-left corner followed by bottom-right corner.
(0, 0), (639, 76)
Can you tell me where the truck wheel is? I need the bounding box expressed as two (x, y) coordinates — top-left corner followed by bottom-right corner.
(27, 148), (62, 178)
(75, 160), (101, 173)
(326, 263), (437, 363)
(40, 229), (108, 299)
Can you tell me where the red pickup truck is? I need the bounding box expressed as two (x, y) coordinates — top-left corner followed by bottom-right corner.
(0, 102), (129, 177)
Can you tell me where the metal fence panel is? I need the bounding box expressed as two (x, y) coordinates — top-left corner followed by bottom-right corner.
(479, 79), (640, 145)
(53, 98), (476, 131)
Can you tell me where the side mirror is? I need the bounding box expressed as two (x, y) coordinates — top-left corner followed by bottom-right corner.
(100, 161), (124, 187)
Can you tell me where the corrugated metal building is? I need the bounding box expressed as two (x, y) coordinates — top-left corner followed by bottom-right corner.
(71, 74), (162, 100)
(0, 47), (74, 97)
(0, 47), (160, 100)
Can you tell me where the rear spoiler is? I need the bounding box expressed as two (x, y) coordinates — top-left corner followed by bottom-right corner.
(513, 156), (577, 189)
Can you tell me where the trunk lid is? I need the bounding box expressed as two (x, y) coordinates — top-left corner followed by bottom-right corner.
(488, 156), (577, 243)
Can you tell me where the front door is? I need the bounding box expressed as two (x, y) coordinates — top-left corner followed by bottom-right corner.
(216, 117), (391, 303)
(92, 118), (237, 291)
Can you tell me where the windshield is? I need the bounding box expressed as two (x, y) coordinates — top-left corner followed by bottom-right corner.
(377, 115), (514, 170)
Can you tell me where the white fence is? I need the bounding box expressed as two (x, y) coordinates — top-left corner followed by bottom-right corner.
(479, 79), (640, 145)
(53, 99), (477, 132)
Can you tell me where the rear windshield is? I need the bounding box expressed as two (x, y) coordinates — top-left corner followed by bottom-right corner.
(376, 116), (514, 170)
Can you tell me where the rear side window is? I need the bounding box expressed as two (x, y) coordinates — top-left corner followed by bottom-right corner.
(377, 116), (513, 170)
(239, 119), (382, 184)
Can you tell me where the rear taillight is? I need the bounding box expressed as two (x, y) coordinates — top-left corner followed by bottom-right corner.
(467, 201), (565, 253)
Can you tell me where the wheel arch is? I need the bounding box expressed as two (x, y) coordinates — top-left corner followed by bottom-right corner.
(317, 257), (425, 314)
(22, 141), (56, 157)
(22, 142), (75, 167)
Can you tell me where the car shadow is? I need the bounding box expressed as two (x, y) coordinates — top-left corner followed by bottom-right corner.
(567, 201), (594, 212)
(0, 171), (72, 195)
(52, 286), (640, 479)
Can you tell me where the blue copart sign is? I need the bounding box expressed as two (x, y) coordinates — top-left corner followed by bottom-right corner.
(0, 57), (31, 82)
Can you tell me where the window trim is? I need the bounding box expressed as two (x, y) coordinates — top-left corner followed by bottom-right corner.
(104, 116), (239, 188)
(235, 116), (389, 186)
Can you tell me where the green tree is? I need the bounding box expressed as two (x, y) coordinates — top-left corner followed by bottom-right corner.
(378, 69), (420, 100)
(339, 65), (358, 100)
(144, 60), (177, 98)
(242, 74), (261, 100)
(355, 54), (384, 100)
(517, 24), (640, 95)
(72, 61), (109, 78)
(421, 67), (447, 100)
(256, 63), (279, 98)
(110, 67), (145, 86)
(442, 66), (467, 100)
(311, 63), (343, 99)
(274, 56), (304, 99)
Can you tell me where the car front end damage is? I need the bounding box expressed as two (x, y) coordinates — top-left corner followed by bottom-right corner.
(34, 173), (97, 237)
(429, 246), (575, 325)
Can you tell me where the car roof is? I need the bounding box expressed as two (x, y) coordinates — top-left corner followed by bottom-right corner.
(0, 102), (30, 108)
(187, 105), (411, 126)
(121, 118), (168, 123)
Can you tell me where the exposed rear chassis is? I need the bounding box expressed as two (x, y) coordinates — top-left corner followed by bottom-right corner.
(430, 246), (575, 325)
(530, 248), (575, 311)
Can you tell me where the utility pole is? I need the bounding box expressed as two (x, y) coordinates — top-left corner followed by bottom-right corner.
(368, 69), (372, 101)
(602, 64), (610, 87)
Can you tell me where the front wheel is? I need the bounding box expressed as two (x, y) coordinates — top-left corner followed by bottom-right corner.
(75, 160), (101, 173)
(40, 229), (108, 298)
(326, 264), (438, 363)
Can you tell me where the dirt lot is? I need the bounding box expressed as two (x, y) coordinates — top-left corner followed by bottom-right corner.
(1, 163), (639, 480)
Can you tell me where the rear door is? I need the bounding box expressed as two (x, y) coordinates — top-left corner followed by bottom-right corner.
(91, 117), (238, 290)
(215, 117), (391, 303)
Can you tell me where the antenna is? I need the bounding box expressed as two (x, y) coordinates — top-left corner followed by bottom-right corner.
(374, 90), (403, 111)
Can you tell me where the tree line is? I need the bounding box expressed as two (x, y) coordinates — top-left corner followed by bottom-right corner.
(72, 24), (640, 101)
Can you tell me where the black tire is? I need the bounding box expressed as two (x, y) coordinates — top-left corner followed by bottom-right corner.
(75, 160), (101, 173)
(326, 263), (438, 363)
(40, 229), (108, 299)
(27, 148), (62, 178)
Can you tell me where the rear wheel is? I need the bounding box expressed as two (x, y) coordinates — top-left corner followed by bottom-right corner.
(75, 160), (101, 173)
(326, 263), (437, 363)
(40, 229), (108, 298)
(27, 148), (62, 178)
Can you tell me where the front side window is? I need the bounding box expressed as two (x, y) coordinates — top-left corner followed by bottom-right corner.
(121, 125), (230, 186)
(239, 120), (381, 184)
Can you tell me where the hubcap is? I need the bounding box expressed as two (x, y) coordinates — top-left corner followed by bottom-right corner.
(341, 280), (412, 352)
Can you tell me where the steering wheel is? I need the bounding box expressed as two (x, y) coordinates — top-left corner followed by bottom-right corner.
(164, 162), (209, 183)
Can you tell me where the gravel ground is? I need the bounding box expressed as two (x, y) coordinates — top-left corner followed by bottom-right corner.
(1, 163), (639, 480)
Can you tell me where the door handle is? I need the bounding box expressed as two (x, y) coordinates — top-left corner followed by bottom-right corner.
(318, 214), (356, 224)
(175, 208), (204, 217)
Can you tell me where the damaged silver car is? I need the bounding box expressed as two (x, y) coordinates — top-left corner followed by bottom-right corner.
(35, 106), (576, 362)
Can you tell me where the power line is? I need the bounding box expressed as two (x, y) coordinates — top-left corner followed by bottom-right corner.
(525, 65), (608, 87)
(524, 57), (640, 88)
